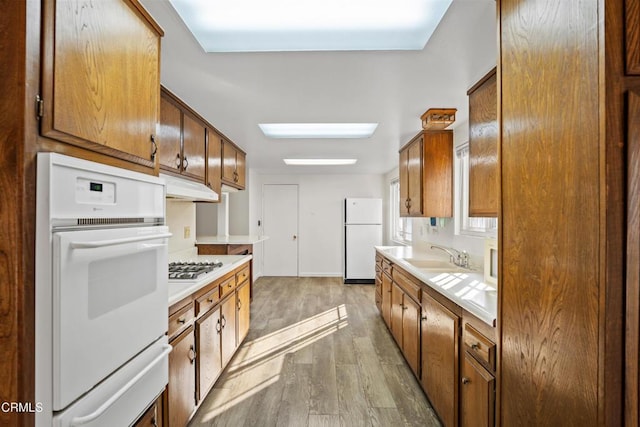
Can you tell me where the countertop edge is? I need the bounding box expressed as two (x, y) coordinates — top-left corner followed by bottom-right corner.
(195, 235), (269, 245)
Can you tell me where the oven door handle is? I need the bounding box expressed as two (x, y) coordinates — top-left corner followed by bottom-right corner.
(70, 233), (173, 249)
(69, 344), (172, 426)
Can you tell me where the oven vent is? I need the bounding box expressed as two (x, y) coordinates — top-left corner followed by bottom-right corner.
(77, 218), (145, 226)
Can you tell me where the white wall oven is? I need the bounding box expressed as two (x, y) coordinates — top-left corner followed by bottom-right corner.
(36, 153), (171, 426)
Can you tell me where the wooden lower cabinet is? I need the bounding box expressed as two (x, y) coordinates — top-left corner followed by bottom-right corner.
(133, 396), (163, 427)
(167, 326), (196, 427)
(196, 307), (222, 401)
(402, 296), (420, 376)
(381, 272), (393, 326)
(220, 294), (237, 367)
(421, 292), (460, 427)
(460, 352), (495, 427)
(237, 280), (251, 344)
(390, 283), (405, 345)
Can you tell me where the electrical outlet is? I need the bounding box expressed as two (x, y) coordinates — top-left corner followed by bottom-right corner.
(184, 226), (191, 239)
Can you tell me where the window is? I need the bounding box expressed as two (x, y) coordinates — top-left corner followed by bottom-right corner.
(390, 178), (412, 244)
(455, 143), (497, 236)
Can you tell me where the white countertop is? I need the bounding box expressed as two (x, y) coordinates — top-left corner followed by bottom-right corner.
(195, 235), (269, 245)
(375, 246), (497, 327)
(168, 254), (252, 306)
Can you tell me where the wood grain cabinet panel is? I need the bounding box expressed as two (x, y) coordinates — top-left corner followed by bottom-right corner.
(460, 352), (495, 427)
(167, 326), (196, 427)
(207, 130), (222, 196)
(221, 139), (246, 190)
(402, 296), (420, 376)
(399, 147), (411, 216)
(158, 96), (182, 172)
(407, 138), (424, 216)
(421, 292), (459, 427)
(40, 0), (162, 168)
(132, 396), (162, 427)
(196, 306), (222, 402)
(390, 283), (405, 346)
(381, 271), (393, 326)
(468, 68), (498, 217)
(627, 0), (640, 75)
(181, 113), (206, 181)
(221, 295), (237, 367)
(237, 280), (251, 344)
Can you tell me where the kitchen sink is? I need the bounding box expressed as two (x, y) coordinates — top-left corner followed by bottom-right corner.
(403, 258), (455, 269)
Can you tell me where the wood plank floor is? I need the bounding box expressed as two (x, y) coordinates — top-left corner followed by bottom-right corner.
(189, 276), (441, 427)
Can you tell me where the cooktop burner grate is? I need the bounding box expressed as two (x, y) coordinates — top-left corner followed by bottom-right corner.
(168, 261), (223, 280)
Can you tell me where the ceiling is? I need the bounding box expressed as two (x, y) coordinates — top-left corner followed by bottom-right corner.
(140, 0), (497, 175)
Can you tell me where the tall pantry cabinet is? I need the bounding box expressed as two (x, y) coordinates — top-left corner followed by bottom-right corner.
(498, 0), (626, 425)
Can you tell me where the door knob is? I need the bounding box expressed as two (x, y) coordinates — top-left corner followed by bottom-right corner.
(293, 235), (297, 240)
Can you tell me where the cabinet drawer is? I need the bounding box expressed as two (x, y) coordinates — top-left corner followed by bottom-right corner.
(375, 277), (382, 295)
(392, 268), (421, 302)
(169, 303), (194, 340)
(375, 255), (383, 267)
(382, 259), (393, 277)
(235, 265), (250, 285)
(463, 323), (496, 370)
(195, 286), (220, 316)
(219, 275), (236, 299)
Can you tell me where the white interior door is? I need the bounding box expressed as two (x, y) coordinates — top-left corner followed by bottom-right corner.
(263, 184), (299, 276)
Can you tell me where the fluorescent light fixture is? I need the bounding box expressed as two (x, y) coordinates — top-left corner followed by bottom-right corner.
(167, 0), (453, 52)
(283, 159), (358, 166)
(259, 123), (378, 139)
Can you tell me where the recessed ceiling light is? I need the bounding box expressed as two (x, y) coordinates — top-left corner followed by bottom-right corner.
(168, 0), (453, 52)
(259, 123), (378, 139)
(283, 159), (358, 166)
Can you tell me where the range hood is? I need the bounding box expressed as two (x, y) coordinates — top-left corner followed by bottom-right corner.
(160, 174), (219, 202)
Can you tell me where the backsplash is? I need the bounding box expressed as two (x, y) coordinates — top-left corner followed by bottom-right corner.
(166, 199), (196, 254)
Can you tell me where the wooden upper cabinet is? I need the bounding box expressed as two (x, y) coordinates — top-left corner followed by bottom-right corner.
(182, 113), (206, 181)
(158, 95), (182, 172)
(468, 68), (498, 217)
(40, 0), (163, 169)
(221, 140), (246, 190)
(207, 130), (222, 195)
(399, 130), (453, 218)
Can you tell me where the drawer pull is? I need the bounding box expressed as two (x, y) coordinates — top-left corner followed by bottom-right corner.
(216, 318), (221, 333)
(188, 345), (196, 364)
(462, 377), (471, 385)
(471, 343), (480, 350)
(177, 317), (186, 324)
(221, 315), (227, 328)
(207, 297), (214, 303)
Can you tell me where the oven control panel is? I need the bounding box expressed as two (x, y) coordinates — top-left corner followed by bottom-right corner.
(76, 178), (116, 204)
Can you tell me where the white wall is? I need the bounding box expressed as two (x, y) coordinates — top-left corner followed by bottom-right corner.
(166, 199), (196, 254)
(410, 120), (487, 263)
(251, 173), (386, 277)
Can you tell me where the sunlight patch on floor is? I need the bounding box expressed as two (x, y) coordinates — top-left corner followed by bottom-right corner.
(199, 304), (349, 422)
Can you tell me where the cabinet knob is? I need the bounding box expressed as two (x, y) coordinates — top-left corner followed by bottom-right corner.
(421, 315), (427, 321)
(471, 343), (480, 350)
(462, 377), (471, 385)
(207, 297), (214, 303)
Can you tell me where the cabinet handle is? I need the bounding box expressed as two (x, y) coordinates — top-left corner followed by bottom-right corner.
(150, 135), (157, 160)
(421, 315), (427, 321)
(221, 315), (227, 328)
(207, 297), (214, 303)
(471, 343), (480, 350)
(183, 156), (189, 170)
(188, 345), (196, 364)
(402, 305), (408, 310)
(216, 318), (221, 333)
(462, 377), (471, 385)
(175, 153), (181, 169)
(177, 317), (186, 324)
(237, 300), (242, 310)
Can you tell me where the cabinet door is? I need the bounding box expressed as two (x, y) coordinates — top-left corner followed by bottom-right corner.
(235, 150), (246, 188)
(469, 69), (498, 217)
(207, 130), (222, 197)
(41, 0), (160, 168)
(196, 308), (222, 402)
(168, 326), (196, 427)
(237, 281), (251, 344)
(390, 283), (404, 346)
(421, 293), (459, 427)
(221, 295), (237, 366)
(402, 296), (421, 377)
(422, 131), (453, 218)
(182, 113), (206, 181)
(221, 140), (237, 184)
(132, 396), (162, 427)
(460, 352), (495, 427)
(158, 95), (182, 172)
(407, 139), (424, 216)
(399, 147), (410, 216)
(381, 273), (393, 326)
(627, 0), (640, 74)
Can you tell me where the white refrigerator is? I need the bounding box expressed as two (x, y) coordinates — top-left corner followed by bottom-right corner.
(344, 198), (383, 284)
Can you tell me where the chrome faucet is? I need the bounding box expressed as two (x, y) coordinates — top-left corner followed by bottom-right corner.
(430, 244), (470, 268)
